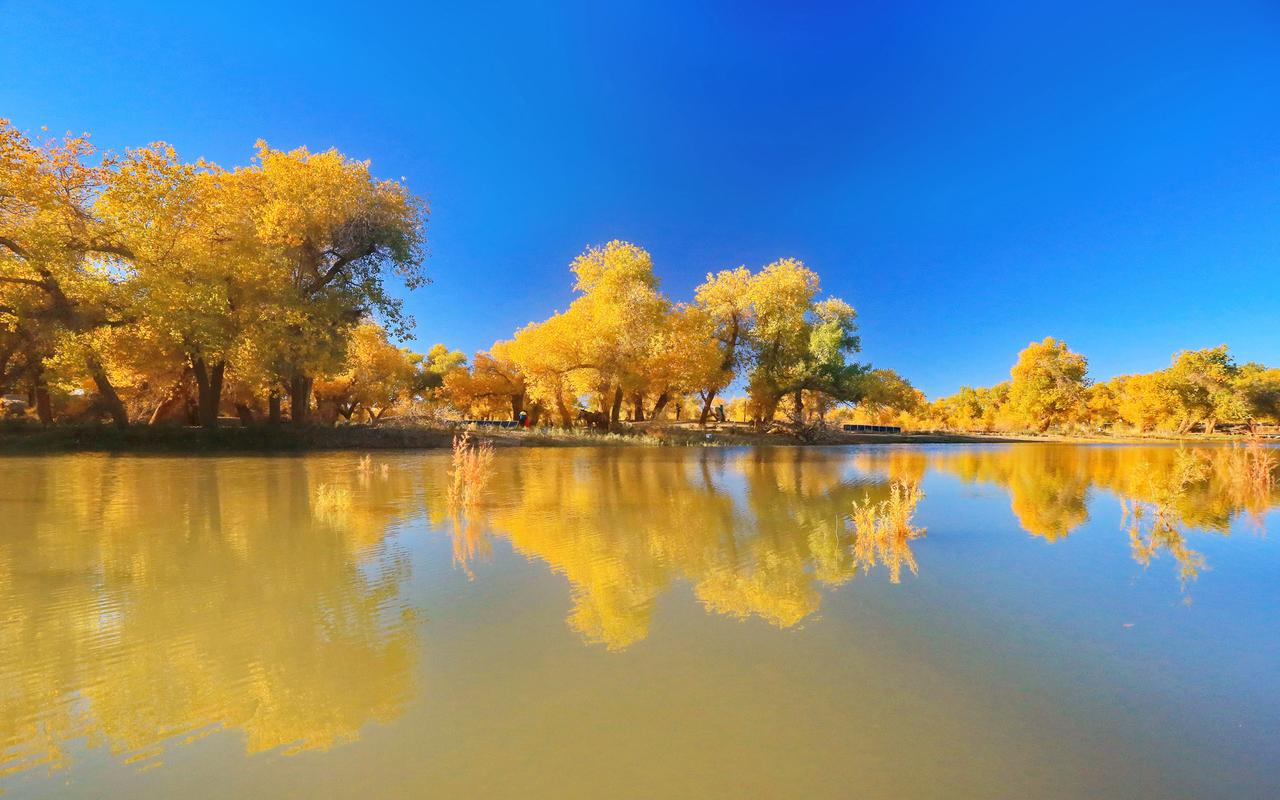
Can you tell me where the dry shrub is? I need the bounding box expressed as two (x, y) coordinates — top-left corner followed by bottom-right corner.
(445, 434), (496, 578)
(447, 433), (495, 509)
(355, 454), (391, 483)
(313, 483), (352, 523)
(1223, 435), (1277, 520)
(849, 481), (926, 583)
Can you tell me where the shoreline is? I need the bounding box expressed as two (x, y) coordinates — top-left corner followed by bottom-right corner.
(0, 423), (1260, 454)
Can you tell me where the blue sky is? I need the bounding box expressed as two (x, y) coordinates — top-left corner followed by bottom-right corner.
(2, 1), (1278, 397)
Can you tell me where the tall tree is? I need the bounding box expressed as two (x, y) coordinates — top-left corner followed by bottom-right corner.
(1006, 337), (1089, 432)
(0, 120), (137, 426)
(96, 144), (270, 427)
(1235, 363), (1280, 429)
(1164, 346), (1242, 434)
(243, 142), (428, 423)
(693, 266), (754, 425)
(744, 259), (864, 423)
(565, 241), (669, 426)
(506, 312), (586, 427)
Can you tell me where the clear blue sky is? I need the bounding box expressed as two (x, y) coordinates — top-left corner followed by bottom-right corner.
(3, 1), (1278, 398)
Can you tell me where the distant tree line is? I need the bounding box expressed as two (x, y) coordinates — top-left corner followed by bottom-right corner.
(923, 338), (1280, 435)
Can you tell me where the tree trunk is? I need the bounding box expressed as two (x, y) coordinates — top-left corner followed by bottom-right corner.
(149, 374), (189, 425)
(268, 391), (282, 425)
(235, 403), (256, 427)
(631, 391), (645, 422)
(85, 354), (128, 428)
(593, 390), (610, 430)
(207, 361), (224, 426)
(1204, 417), (1216, 435)
(511, 392), (524, 421)
(192, 357), (226, 429)
(793, 390), (804, 424)
(702, 319), (738, 426)
(288, 373), (312, 425)
(699, 389), (717, 426)
(652, 392), (670, 420)
(609, 385), (624, 427)
(32, 367), (53, 425)
(761, 396), (779, 425)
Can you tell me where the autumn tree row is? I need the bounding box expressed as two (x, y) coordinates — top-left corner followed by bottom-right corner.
(0, 119), (431, 427)
(926, 338), (1280, 434)
(442, 241), (897, 428)
(3, 119), (911, 431)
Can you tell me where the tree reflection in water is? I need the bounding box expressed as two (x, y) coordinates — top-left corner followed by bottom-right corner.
(1120, 451), (1212, 587)
(439, 445), (1278, 649)
(3, 445), (1276, 787)
(0, 455), (422, 782)
(875, 444), (1278, 592)
(433, 449), (909, 650)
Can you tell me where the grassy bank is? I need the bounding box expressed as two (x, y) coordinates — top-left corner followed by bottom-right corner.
(0, 421), (1038, 454)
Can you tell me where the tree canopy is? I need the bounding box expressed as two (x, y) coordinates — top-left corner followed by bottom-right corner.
(1, 119), (428, 427)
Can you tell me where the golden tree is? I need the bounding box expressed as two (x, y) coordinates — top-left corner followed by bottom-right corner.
(237, 142), (428, 423)
(1006, 337), (1089, 432)
(0, 120), (137, 426)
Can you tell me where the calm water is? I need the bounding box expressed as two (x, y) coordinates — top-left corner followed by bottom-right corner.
(1, 444), (1278, 799)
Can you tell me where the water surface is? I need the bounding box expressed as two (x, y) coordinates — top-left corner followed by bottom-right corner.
(1, 444), (1277, 798)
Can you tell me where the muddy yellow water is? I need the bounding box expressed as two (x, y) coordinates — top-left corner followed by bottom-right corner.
(1, 444), (1277, 798)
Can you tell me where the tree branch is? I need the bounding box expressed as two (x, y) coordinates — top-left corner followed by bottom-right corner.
(0, 275), (47, 290)
(86, 240), (136, 260)
(304, 243), (376, 296)
(0, 236), (28, 258)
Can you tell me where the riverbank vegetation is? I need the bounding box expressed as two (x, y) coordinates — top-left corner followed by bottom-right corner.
(3, 119), (1277, 443)
(920, 339), (1280, 436)
(447, 433), (494, 509)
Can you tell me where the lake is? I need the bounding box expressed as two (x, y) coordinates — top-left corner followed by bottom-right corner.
(1, 444), (1277, 798)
